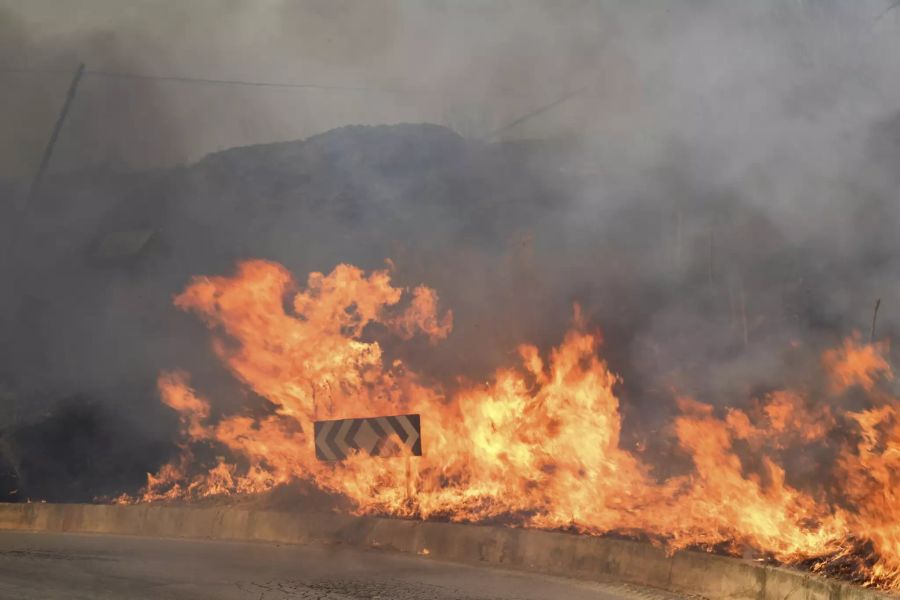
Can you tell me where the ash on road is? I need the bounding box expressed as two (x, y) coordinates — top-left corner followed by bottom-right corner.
(0, 530), (685, 600)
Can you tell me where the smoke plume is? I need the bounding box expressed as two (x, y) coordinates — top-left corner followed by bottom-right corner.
(1, 0), (900, 501)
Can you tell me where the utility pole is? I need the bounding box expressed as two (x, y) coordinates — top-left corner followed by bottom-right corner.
(3, 64), (85, 442)
(871, 298), (881, 343)
(23, 63), (85, 206)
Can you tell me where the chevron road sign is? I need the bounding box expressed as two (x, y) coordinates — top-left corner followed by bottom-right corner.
(314, 413), (422, 461)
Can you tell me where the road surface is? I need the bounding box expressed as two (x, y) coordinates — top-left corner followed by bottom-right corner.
(0, 530), (685, 599)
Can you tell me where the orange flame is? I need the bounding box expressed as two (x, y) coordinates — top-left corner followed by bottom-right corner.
(823, 334), (893, 394)
(134, 259), (900, 589)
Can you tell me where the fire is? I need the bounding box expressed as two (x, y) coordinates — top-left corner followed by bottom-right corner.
(823, 334), (893, 394)
(134, 259), (900, 589)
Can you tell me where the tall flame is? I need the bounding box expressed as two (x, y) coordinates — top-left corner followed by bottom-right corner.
(135, 259), (900, 589)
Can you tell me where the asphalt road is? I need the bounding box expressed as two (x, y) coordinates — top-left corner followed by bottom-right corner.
(0, 530), (685, 600)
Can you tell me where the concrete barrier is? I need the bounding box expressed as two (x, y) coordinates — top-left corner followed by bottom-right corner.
(0, 502), (891, 600)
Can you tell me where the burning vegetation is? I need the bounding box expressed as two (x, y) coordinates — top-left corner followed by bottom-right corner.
(6, 2), (900, 597)
(117, 257), (900, 590)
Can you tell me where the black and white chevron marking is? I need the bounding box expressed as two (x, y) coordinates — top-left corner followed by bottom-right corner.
(314, 413), (422, 461)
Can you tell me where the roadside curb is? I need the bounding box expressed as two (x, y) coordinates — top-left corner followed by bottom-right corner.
(0, 503), (889, 600)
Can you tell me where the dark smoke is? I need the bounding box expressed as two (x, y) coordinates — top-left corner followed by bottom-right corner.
(0, 6), (189, 179)
(1, 1), (900, 500)
(0, 398), (174, 502)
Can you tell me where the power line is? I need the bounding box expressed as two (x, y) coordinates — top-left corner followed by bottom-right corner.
(0, 64), (550, 99)
(0, 66), (73, 76)
(0, 65), (438, 94)
(0, 65), (485, 98)
(876, 0), (900, 21)
(3, 63), (595, 140)
(486, 85), (589, 141)
(84, 69), (440, 95)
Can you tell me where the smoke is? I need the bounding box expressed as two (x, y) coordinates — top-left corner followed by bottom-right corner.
(2, 0), (900, 499)
(0, 398), (173, 502)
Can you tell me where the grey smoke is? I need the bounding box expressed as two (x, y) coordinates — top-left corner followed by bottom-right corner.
(1, 0), (900, 500)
